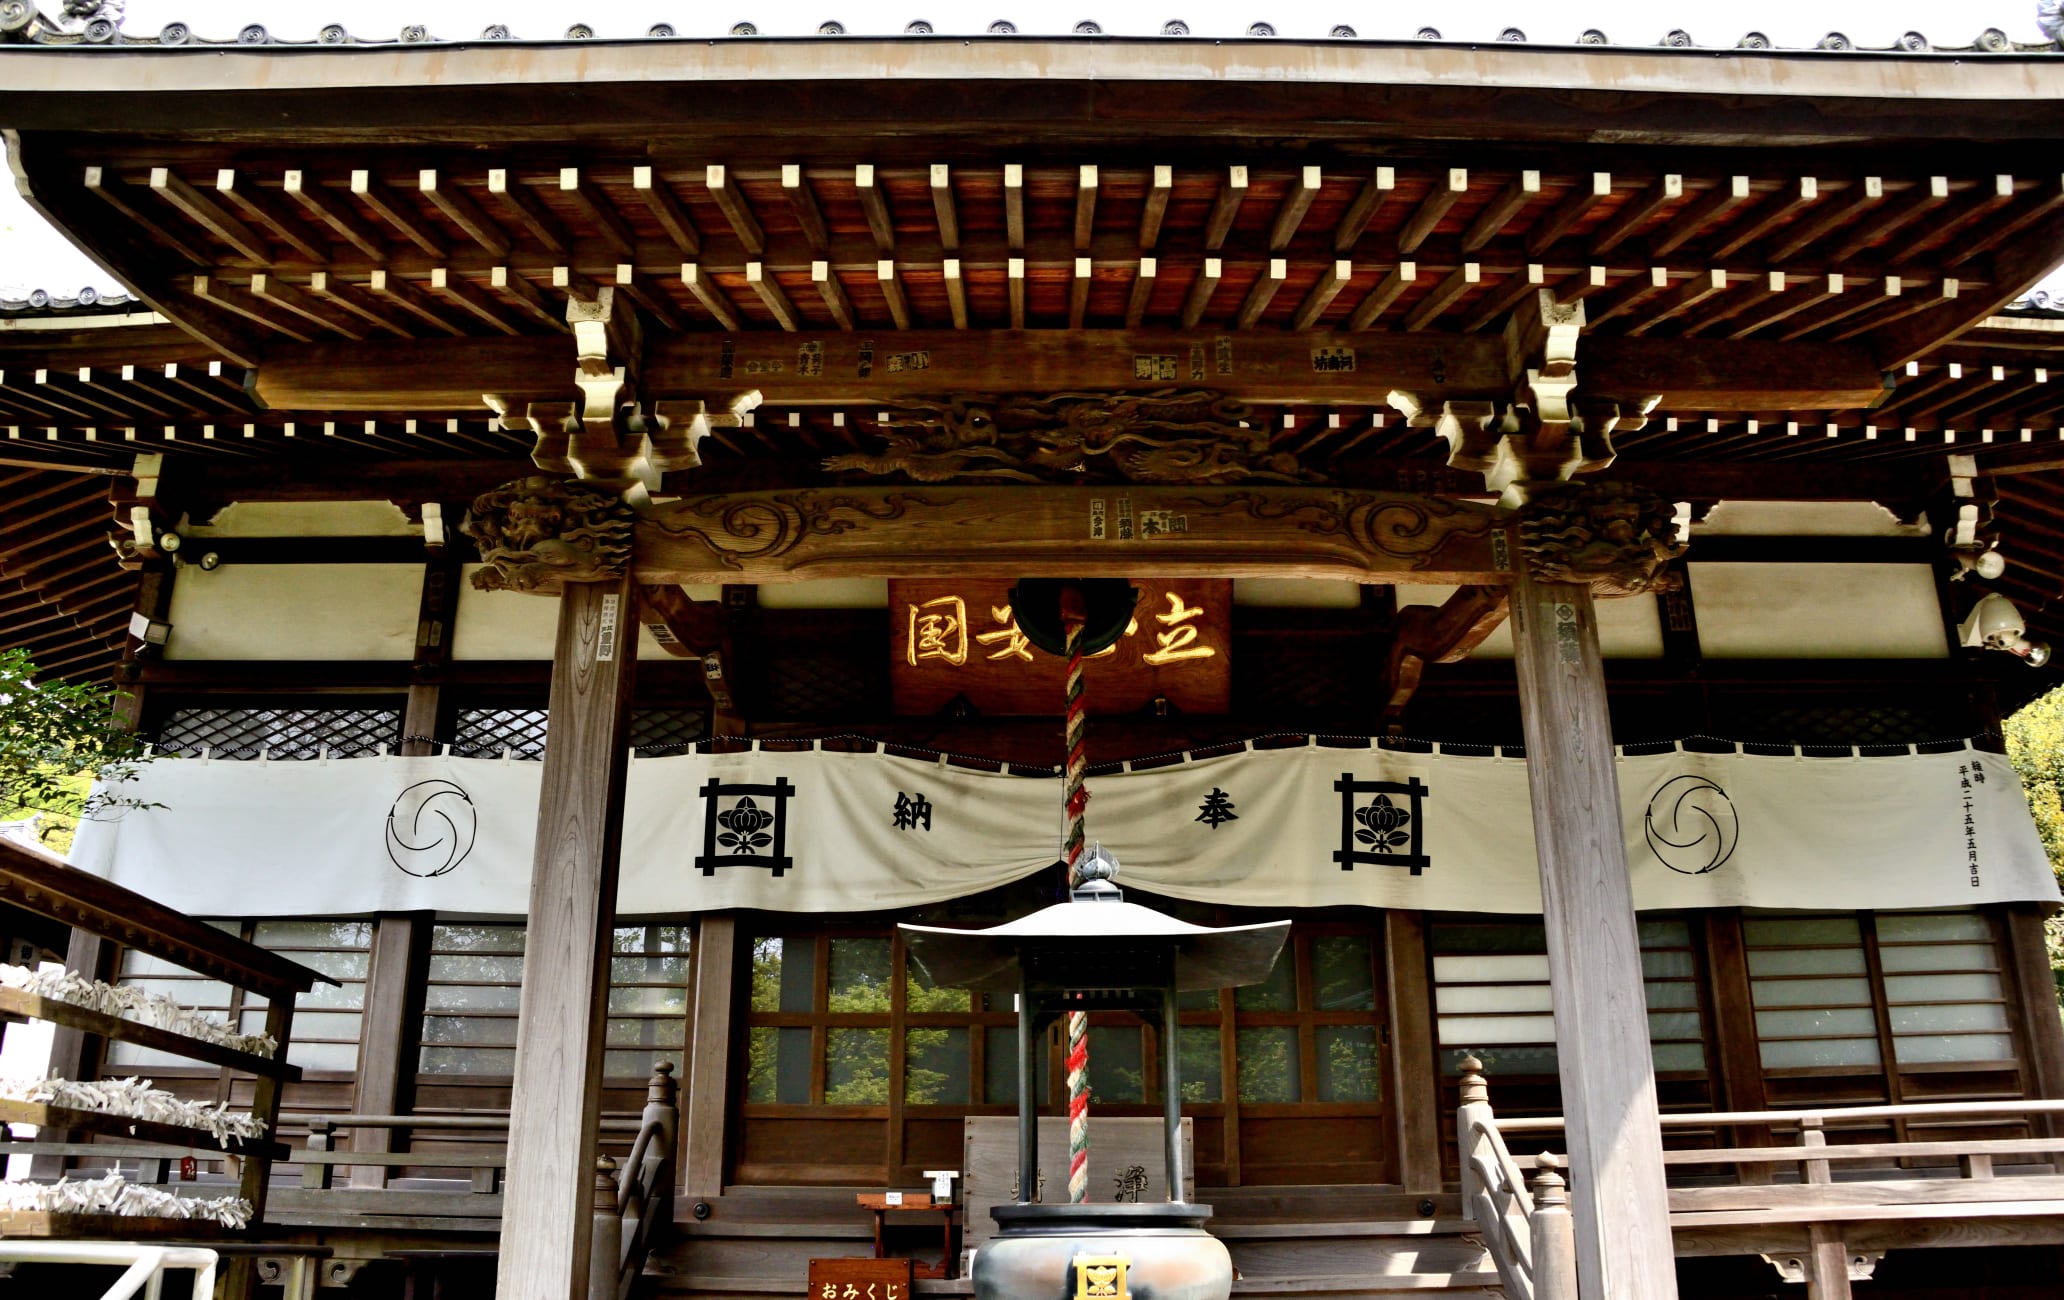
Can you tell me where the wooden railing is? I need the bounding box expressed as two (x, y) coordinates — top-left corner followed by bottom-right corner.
(1453, 1056), (1577, 1300)
(1463, 1057), (2064, 1299)
(592, 1062), (680, 1300)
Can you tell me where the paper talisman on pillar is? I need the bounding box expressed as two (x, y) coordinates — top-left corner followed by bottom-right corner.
(889, 579), (1230, 715)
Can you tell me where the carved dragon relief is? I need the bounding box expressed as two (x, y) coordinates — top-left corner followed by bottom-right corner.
(461, 477), (637, 593)
(1515, 481), (1688, 597)
(821, 390), (1318, 485)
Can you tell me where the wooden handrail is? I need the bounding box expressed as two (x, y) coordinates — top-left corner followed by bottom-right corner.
(1495, 1099), (2064, 1134)
(1455, 1056), (1575, 1300)
(298, 1114), (641, 1135)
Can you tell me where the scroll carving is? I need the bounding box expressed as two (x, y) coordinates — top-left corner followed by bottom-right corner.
(641, 492), (926, 571)
(461, 476), (636, 593)
(1515, 482), (1687, 596)
(1210, 491), (1501, 571)
(822, 390), (1316, 485)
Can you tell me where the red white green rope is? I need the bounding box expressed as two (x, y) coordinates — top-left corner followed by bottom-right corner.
(1061, 586), (1090, 1205)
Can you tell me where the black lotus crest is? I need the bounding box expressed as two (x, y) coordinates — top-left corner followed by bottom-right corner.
(384, 779), (476, 878)
(1354, 795), (1411, 851)
(715, 796), (775, 854)
(1643, 775), (1740, 876)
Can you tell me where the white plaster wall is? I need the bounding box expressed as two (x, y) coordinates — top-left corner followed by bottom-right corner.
(1233, 578), (1364, 608)
(164, 563), (419, 661)
(1689, 563), (1948, 659)
(1393, 583), (1665, 660)
(1695, 500), (1928, 538)
(452, 564), (672, 660)
(191, 500), (421, 537)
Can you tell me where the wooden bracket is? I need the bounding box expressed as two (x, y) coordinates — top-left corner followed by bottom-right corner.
(1382, 585), (1510, 727)
(639, 582), (744, 732)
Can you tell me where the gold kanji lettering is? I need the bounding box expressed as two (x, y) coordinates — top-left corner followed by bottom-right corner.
(976, 604), (1036, 662)
(1143, 591), (1215, 666)
(907, 595), (968, 666)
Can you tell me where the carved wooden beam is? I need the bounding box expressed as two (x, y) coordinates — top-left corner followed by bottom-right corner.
(629, 486), (1509, 588)
(249, 330), (1891, 414)
(1383, 584), (1510, 726)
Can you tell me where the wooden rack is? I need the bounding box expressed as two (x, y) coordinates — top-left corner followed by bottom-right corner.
(0, 835), (327, 1241)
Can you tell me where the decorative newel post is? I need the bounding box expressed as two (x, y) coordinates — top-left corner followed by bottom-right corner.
(590, 1155), (623, 1300)
(1455, 1056), (1490, 1206)
(1531, 1153), (1581, 1300)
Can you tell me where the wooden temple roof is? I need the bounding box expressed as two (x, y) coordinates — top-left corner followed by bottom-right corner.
(2, 31), (2062, 697)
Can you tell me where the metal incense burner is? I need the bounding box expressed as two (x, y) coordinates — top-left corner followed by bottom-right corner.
(901, 862), (1288, 1300)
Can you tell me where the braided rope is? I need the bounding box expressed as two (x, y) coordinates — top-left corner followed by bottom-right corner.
(1060, 587), (1090, 1205)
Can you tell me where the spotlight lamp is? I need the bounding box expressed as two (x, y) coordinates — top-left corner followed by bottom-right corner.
(1958, 592), (2051, 667)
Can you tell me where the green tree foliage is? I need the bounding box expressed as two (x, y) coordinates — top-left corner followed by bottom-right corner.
(0, 648), (148, 853)
(2003, 683), (2064, 1008)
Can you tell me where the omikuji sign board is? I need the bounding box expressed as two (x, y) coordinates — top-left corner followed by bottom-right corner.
(888, 579), (1230, 715)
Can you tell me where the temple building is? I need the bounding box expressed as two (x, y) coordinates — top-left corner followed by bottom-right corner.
(2, 8), (2064, 1299)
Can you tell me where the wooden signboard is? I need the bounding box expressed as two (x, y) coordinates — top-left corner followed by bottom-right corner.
(890, 579), (1231, 716)
(809, 1256), (915, 1300)
(960, 1117), (1194, 1256)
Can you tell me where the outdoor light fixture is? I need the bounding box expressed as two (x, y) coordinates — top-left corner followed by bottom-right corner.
(126, 612), (171, 647)
(1959, 592), (2052, 667)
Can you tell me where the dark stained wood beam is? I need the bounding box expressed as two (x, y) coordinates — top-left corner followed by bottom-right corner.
(1383, 584), (1509, 723)
(1865, 207), (2064, 371)
(250, 328), (1891, 413)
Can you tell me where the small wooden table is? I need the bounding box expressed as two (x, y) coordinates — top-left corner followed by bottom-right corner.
(856, 1195), (955, 1280)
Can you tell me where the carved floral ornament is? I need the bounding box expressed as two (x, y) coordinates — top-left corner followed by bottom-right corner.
(461, 476), (636, 593)
(1514, 481), (1690, 597)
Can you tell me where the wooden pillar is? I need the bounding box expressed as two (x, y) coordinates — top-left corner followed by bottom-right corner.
(683, 913), (737, 1201)
(496, 574), (638, 1300)
(1383, 910), (1441, 1193)
(1508, 562), (1678, 1300)
(2004, 905), (2064, 1133)
(349, 914), (430, 1187)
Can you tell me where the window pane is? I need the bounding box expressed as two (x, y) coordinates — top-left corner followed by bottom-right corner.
(253, 919), (373, 948)
(420, 1046), (515, 1074)
(1743, 916), (1863, 946)
(1652, 1042), (1707, 1072)
(1640, 950), (1694, 980)
(1642, 981), (1698, 1010)
(1236, 1027), (1300, 1102)
(1442, 1045), (1557, 1076)
(1316, 1026), (1380, 1102)
(1087, 1026), (1145, 1103)
(1311, 937), (1376, 1010)
(608, 1049), (684, 1078)
(1880, 944), (1997, 973)
(826, 1027), (890, 1103)
(1437, 984), (1553, 1014)
(1893, 1033), (2015, 1063)
(428, 954), (524, 983)
(287, 1041), (361, 1072)
(605, 1018), (685, 1048)
(1438, 1013), (1556, 1046)
(906, 950), (970, 1013)
(608, 985), (687, 1015)
(747, 1025), (812, 1103)
(1646, 1012), (1702, 1042)
(422, 1014), (518, 1046)
(827, 938), (893, 1013)
(905, 1027), (970, 1105)
(1746, 948), (1868, 977)
(1638, 919), (1692, 946)
(1751, 977), (1871, 1008)
(984, 1025), (1046, 1106)
(612, 955), (690, 984)
(1432, 954), (1551, 983)
(1884, 973), (2003, 1004)
(426, 984), (522, 1012)
(1430, 923), (1546, 954)
(1877, 913), (1989, 942)
(1177, 987), (1219, 1011)
(751, 936), (815, 1013)
(1890, 1003), (2009, 1034)
(1759, 1038), (1880, 1069)
(1754, 1008), (1878, 1039)
(1178, 1025), (1222, 1102)
(432, 924), (526, 953)
(420, 923), (524, 1074)
(1236, 953), (1296, 1011)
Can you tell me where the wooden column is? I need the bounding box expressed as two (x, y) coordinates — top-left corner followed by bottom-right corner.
(2004, 905), (2064, 1134)
(683, 912), (737, 1201)
(496, 574), (638, 1300)
(349, 913), (430, 1187)
(1508, 560), (1678, 1300)
(1383, 910), (1441, 1193)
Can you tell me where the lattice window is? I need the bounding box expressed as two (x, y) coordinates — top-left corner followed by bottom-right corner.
(451, 707), (548, 759)
(607, 924), (690, 1078)
(1430, 917), (1709, 1078)
(419, 922), (525, 1075)
(631, 708), (709, 757)
(762, 647), (882, 720)
(153, 705), (401, 759)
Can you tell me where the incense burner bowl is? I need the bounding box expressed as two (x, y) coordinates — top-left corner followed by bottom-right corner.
(974, 1203), (1230, 1300)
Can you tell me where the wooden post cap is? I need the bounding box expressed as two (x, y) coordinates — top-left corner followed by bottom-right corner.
(648, 1059), (678, 1102)
(1457, 1055), (1488, 1105)
(1531, 1151), (1569, 1208)
(593, 1156), (620, 1211)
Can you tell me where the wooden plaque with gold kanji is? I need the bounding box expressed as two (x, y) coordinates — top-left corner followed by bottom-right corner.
(889, 579), (1231, 716)
(809, 1256), (915, 1300)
